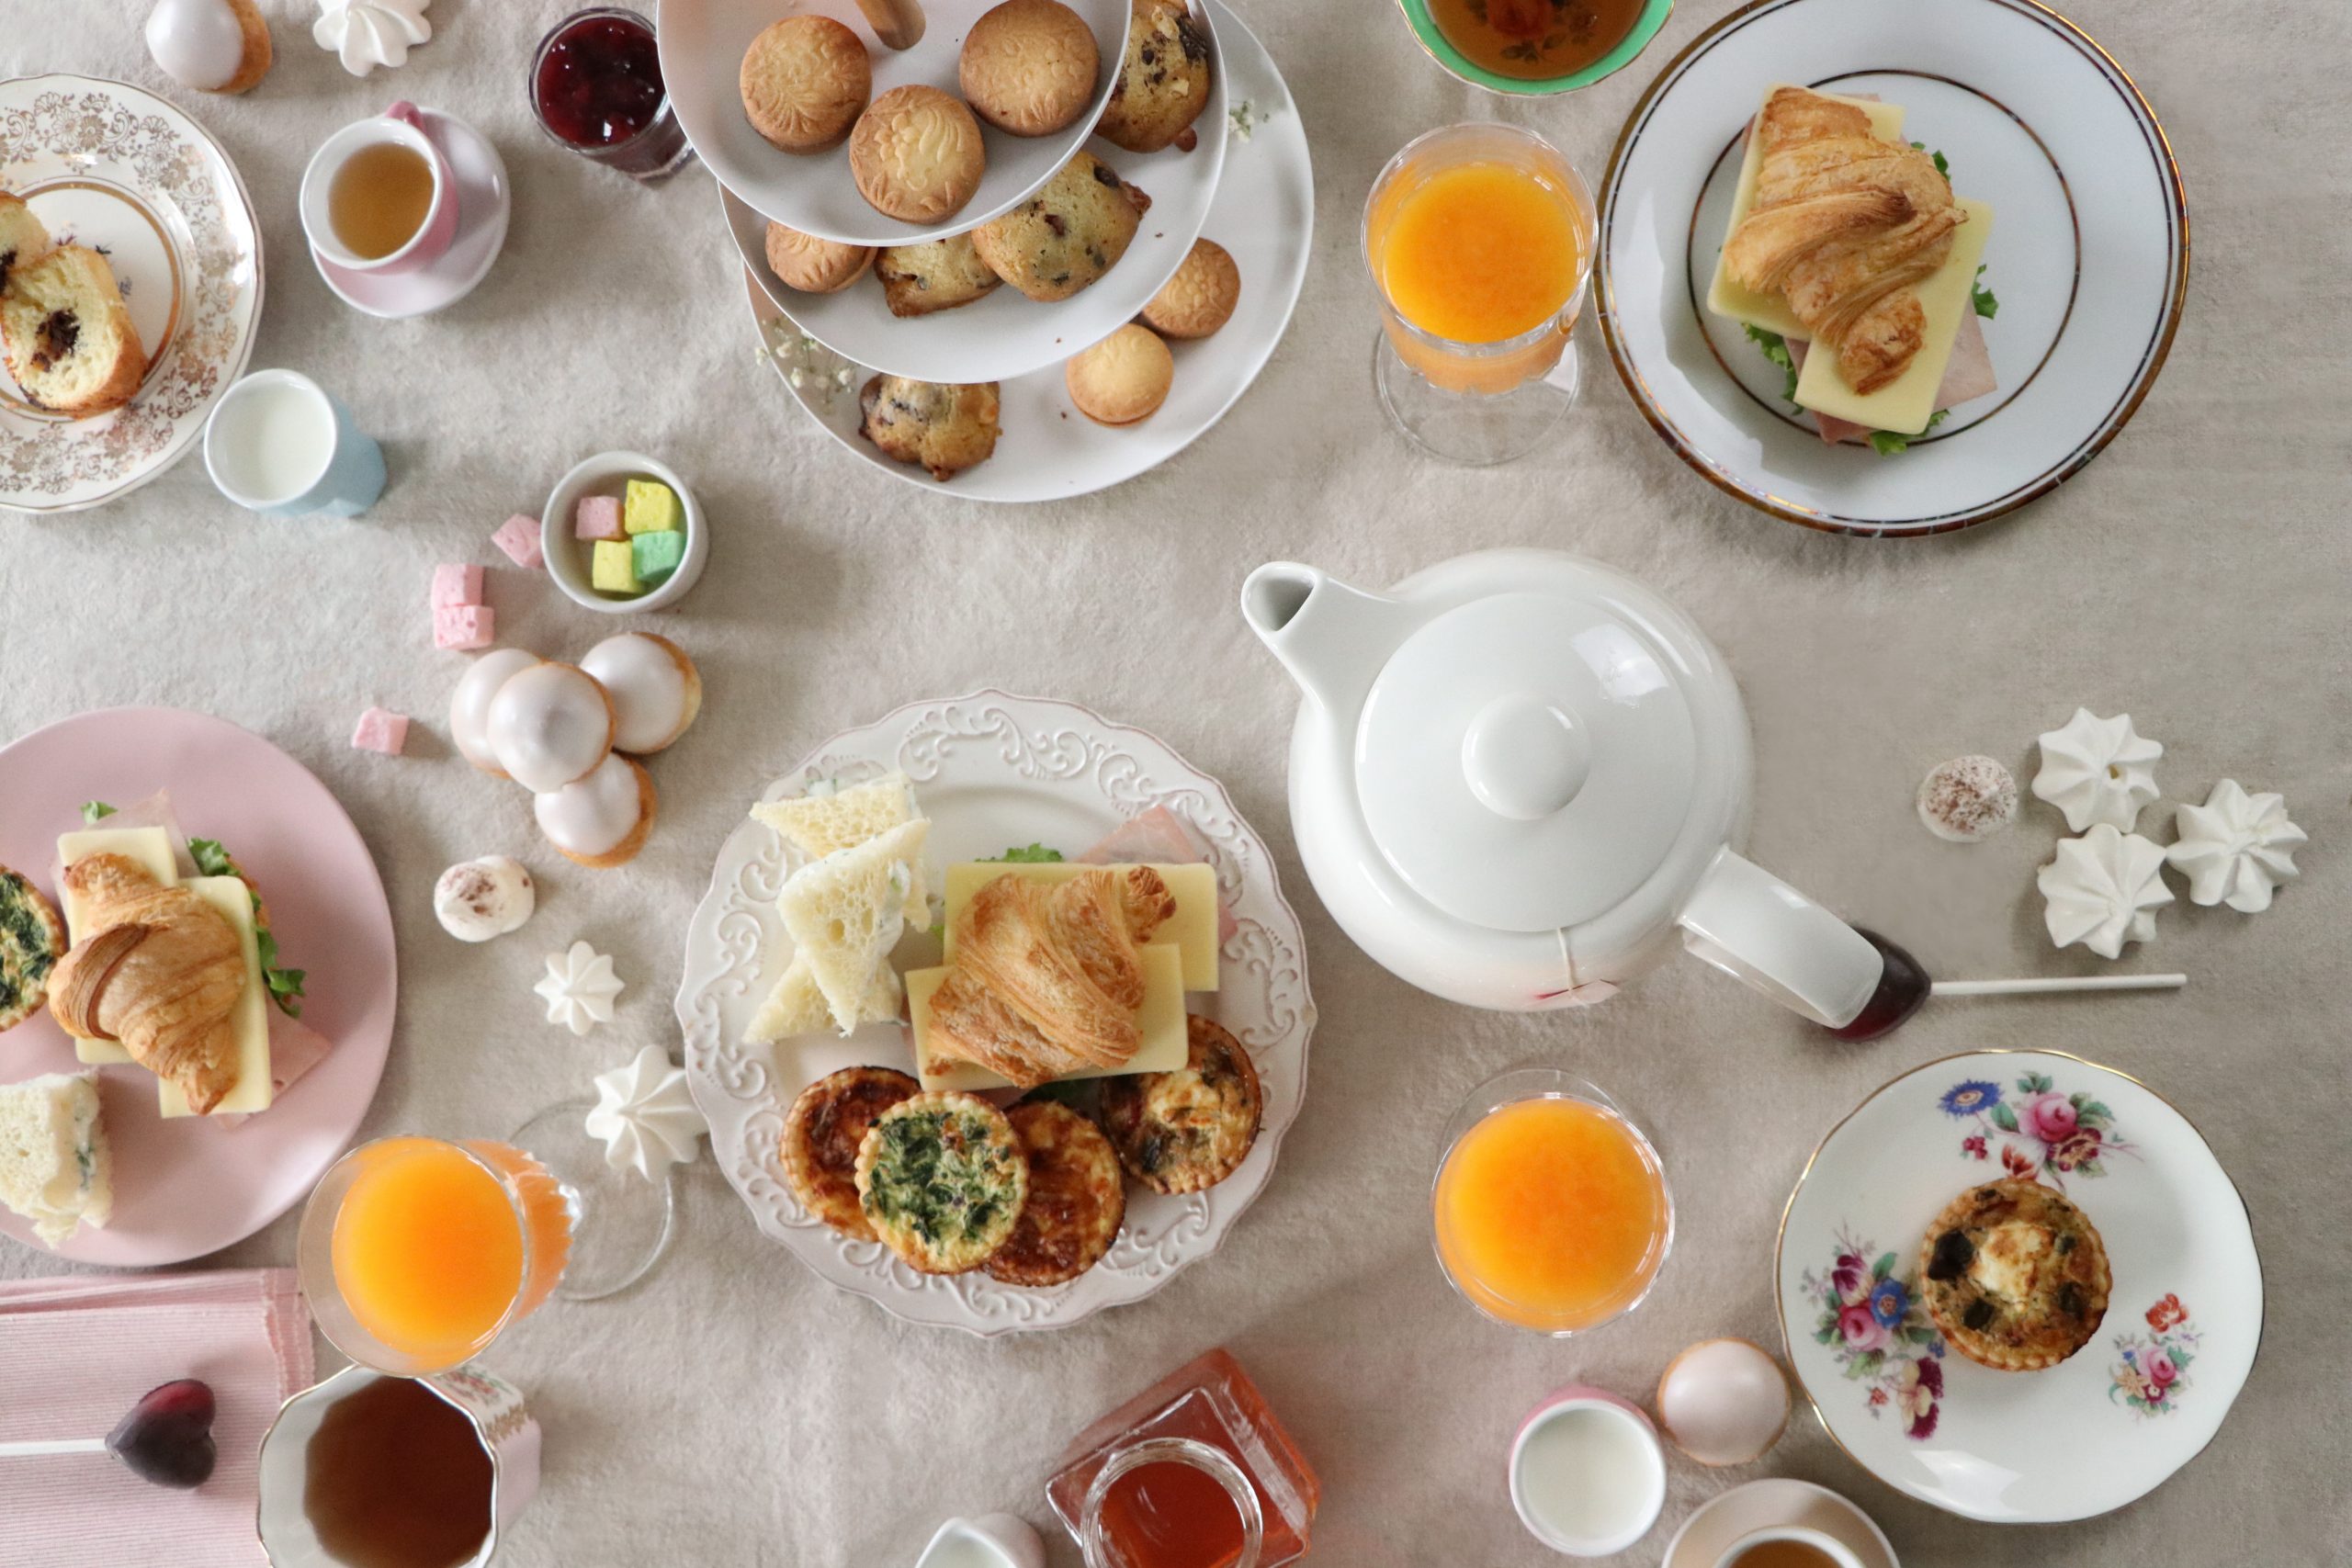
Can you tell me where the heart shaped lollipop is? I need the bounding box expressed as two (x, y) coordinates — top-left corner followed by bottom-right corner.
(0, 1379), (218, 1489)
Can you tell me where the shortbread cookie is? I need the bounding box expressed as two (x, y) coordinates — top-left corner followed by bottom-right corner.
(848, 85), (986, 223)
(970, 152), (1149, 302)
(959, 0), (1101, 137)
(876, 233), (1001, 317)
(1141, 237), (1238, 339)
(1065, 323), (1172, 425)
(1098, 0), (1212, 154)
(858, 375), (1002, 479)
(740, 16), (870, 153)
(763, 222), (873, 294)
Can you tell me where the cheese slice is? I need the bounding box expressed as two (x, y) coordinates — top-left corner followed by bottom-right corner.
(941, 862), (1220, 991)
(55, 827), (178, 1066)
(1792, 197), (1994, 434)
(157, 875), (272, 1117)
(909, 943), (1188, 1094)
(1706, 87), (1905, 338)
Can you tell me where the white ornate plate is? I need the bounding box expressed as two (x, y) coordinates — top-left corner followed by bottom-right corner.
(674, 691), (1316, 1335)
(1777, 1051), (2260, 1522)
(0, 74), (262, 513)
(1596, 0), (2187, 535)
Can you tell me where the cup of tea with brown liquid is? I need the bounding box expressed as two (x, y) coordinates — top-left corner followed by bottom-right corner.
(1714, 1526), (1867, 1568)
(300, 102), (459, 276)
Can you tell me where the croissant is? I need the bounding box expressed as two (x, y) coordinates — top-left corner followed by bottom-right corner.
(44, 853), (245, 1113)
(1724, 87), (1963, 394)
(925, 866), (1176, 1088)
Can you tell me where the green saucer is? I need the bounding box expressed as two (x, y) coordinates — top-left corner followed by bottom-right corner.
(1395, 0), (1674, 96)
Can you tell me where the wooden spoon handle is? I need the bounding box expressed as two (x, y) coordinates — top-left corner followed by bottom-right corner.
(854, 0), (926, 50)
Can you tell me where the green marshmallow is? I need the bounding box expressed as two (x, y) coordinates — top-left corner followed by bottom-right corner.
(631, 528), (686, 586)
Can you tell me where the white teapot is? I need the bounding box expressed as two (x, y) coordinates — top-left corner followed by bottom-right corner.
(1242, 548), (1887, 1026)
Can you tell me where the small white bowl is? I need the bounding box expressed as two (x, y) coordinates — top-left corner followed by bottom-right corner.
(539, 449), (708, 615)
(1509, 1387), (1667, 1557)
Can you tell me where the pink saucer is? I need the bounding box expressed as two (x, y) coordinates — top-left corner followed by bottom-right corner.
(311, 107), (509, 321)
(0, 707), (397, 1267)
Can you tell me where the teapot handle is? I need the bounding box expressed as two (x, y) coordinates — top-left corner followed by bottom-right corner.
(1677, 849), (1883, 1028)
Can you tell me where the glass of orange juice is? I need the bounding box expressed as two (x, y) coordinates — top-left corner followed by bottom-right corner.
(1363, 123), (1598, 466)
(299, 1137), (576, 1375)
(1432, 1068), (1673, 1336)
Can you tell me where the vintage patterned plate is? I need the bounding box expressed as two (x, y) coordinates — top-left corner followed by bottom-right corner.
(0, 75), (262, 513)
(1776, 1051), (2259, 1522)
(674, 691), (1315, 1335)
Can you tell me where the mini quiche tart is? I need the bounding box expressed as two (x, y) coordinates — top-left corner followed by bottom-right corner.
(985, 1100), (1126, 1288)
(0, 865), (65, 1032)
(854, 1090), (1028, 1274)
(1101, 1015), (1261, 1196)
(1919, 1179), (2112, 1371)
(782, 1066), (921, 1240)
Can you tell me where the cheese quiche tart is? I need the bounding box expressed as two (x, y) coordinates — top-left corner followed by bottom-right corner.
(985, 1100), (1125, 1288)
(782, 1066), (921, 1240)
(1919, 1178), (2111, 1371)
(1101, 1014), (1261, 1196)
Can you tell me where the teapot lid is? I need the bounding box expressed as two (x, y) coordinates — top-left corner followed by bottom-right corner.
(1355, 590), (1701, 933)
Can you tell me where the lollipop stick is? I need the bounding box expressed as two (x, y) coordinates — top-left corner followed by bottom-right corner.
(0, 1437), (107, 1458)
(1932, 975), (2187, 998)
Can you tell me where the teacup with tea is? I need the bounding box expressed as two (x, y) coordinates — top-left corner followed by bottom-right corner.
(300, 102), (458, 275)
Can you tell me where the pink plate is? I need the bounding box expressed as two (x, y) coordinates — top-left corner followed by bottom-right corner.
(0, 708), (397, 1267)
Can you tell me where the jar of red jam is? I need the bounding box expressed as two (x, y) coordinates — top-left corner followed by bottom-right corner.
(528, 8), (695, 182)
(1046, 1348), (1317, 1568)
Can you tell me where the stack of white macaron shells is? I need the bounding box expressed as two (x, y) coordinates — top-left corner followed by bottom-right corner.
(449, 632), (703, 866)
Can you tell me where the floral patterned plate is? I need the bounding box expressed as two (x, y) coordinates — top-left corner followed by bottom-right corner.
(1776, 1050), (2259, 1522)
(0, 75), (262, 512)
(673, 691), (1316, 1336)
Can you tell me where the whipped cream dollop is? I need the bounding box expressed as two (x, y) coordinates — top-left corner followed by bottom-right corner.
(534, 940), (623, 1036)
(2038, 825), (2172, 959)
(2031, 707), (2163, 833)
(434, 855), (535, 942)
(2165, 779), (2305, 913)
(313, 0), (432, 76)
(584, 1043), (706, 1180)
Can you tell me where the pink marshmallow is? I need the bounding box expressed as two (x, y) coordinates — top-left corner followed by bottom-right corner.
(434, 604), (494, 650)
(431, 563), (483, 611)
(350, 706), (410, 756)
(574, 494), (625, 540)
(492, 513), (543, 569)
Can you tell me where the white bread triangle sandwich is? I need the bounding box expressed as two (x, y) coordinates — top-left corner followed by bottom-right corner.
(752, 773), (931, 926)
(742, 953), (902, 1044)
(775, 818), (930, 1035)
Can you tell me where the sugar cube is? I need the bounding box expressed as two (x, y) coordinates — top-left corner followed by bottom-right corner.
(435, 604), (494, 649)
(575, 494), (625, 540)
(631, 529), (686, 587)
(431, 563), (482, 611)
(350, 707), (410, 756)
(623, 479), (682, 536)
(492, 513), (543, 569)
(591, 539), (640, 596)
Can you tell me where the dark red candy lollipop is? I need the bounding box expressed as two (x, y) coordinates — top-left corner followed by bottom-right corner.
(106, 1380), (218, 1489)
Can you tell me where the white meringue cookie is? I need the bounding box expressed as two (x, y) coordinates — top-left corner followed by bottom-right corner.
(312, 0), (431, 76)
(2031, 708), (2162, 832)
(584, 1043), (707, 1180)
(433, 855), (536, 942)
(2038, 825), (2172, 959)
(534, 940), (623, 1035)
(2165, 780), (2305, 912)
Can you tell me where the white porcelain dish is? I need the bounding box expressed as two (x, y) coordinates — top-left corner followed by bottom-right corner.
(0, 73), (261, 513)
(674, 690), (1316, 1336)
(742, 0), (1307, 501)
(1595, 0), (2187, 535)
(1777, 1050), (2260, 1521)
(311, 107), (510, 321)
(659, 0), (1147, 246)
(538, 449), (709, 613)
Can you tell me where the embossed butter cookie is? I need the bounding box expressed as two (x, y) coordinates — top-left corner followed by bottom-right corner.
(848, 85), (987, 223)
(740, 15), (870, 153)
(959, 0), (1102, 137)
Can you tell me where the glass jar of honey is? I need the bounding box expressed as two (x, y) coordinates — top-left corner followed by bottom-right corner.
(1046, 1348), (1317, 1568)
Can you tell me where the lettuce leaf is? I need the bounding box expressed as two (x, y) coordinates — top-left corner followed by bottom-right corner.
(1745, 324), (1800, 403)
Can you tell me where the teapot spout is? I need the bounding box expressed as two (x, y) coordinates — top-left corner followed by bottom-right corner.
(1241, 562), (1407, 715)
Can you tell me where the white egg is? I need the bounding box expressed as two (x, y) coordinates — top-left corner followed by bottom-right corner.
(145, 0), (248, 91)
(1656, 1337), (1792, 1466)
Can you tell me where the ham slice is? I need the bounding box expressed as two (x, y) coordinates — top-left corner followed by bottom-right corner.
(1079, 806), (1239, 945)
(209, 1014), (335, 1131)
(1788, 307), (1996, 446)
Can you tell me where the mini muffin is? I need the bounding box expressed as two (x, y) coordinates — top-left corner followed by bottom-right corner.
(854, 1090), (1029, 1274)
(740, 16), (871, 153)
(848, 85), (987, 223)
(971, 152), (1150, 302)
(876, 233), (1002, 318)
(959, 0), (1101, 137)
(1142, 237), (1239, 339)
(985, 1100), (1126, 1287)
(763, 222), (873, 294)
(0, 865), (65, 1032)
(782, 1066), (921, 1240)
(1066, 323), (1172, 425)
(1098, 0), (1213, 154)
(1101, 1015), (1262, 1194)
(1919, 1179), (2112, 1371)
(858, 374), (1001, 480)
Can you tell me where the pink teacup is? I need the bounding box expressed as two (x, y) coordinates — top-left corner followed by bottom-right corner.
(300, 102), (458, 276)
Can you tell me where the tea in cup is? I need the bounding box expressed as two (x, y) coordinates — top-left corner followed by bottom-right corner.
(1715, 1526), (1867, 1568)
(300, 102), (458, 274)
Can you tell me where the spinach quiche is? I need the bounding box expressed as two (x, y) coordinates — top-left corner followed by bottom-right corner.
(854, 1091), (1028, 1274)
(1919, 1179), (2111, 1371)
(0, 864), (64, 1032)
(1101, 1015), (1262, 1196)
(782, 1066), (921, 1240)
(985, 1101), (1126, 1289)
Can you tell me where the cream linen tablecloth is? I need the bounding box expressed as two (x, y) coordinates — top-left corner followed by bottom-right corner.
(2, 3), (2346, 1564)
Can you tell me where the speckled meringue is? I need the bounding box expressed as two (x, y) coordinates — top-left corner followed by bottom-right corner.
(2165, 780), (2306, 912)
(2031, 708), (2163, 832)
(433, 855), (536, 942)
(534, 940), (623, 1035)
(584, 1043), (706, 1180)
(312, 0), (431, 76)
(1917, 755), (2019, 842)
(2038, 825), (2173, 958)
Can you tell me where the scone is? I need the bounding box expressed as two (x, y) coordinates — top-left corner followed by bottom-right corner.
(1919, 1179), (2112, 1371)
(1101, 1015), (1262, 1194)
(0, 194), (54, 294)
(970, 152), (1149, 302)
(854, 1091), (1028, 1274)
(858, 375), (1001, 480)
(781, 1066), (920, 1240)
(985, 1101), (1126, 1288)
(876, 234), (1002, 318)
(763, 222), (873, 294)
(0, 865), (65, 1032)
(1066, 323), (1172, 425)
(1098, 0), (1212, 154)
(740, 16), (870, 153)
(1141, 237), (1239, 339)
(959, 0), (1101, 137)
(1, 246), (144, 417)
(848, 85), (986, 223)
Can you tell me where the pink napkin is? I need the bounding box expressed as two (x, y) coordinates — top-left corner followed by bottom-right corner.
(0, 1269), (314, 1567)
